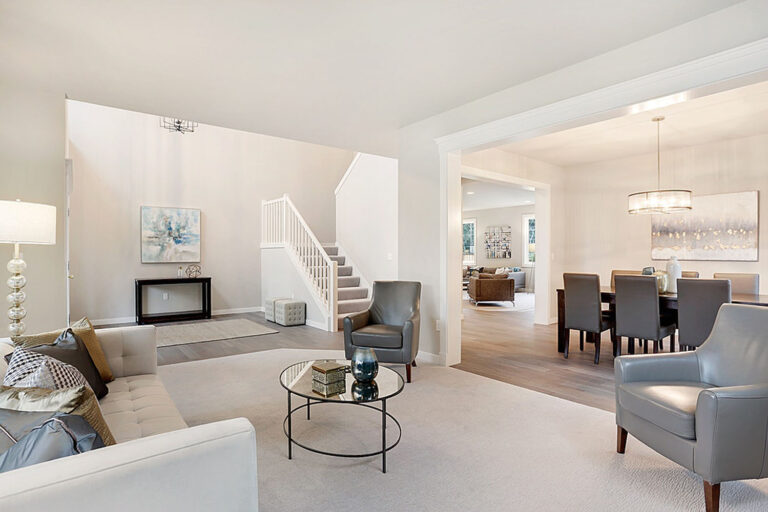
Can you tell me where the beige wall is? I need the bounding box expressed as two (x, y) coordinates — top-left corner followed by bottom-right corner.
(563, 132), (768, 293)
(0, 83), (67, 333)
(67, 100), (354, 323)
(463, 205), (535, 275)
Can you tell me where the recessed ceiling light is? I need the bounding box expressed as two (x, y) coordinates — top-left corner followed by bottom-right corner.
(466, 191), (475, 195)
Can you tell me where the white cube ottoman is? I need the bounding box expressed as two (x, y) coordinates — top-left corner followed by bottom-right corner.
(265, 297), (290, 322)
(274, 300), (306, 326)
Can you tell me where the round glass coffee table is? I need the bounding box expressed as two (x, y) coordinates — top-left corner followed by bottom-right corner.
(279, 359), (404, 473)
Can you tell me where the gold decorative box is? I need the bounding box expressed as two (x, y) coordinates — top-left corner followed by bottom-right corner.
(312, 379), (346, 397)
(312, 362), (347, 385)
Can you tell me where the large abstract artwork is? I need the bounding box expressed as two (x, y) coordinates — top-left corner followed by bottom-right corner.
(651, 191), (758, 261)
(141, 206), (201, 263)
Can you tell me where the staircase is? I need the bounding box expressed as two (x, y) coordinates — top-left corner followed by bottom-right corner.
(261, 194), (370, 331)
(322, 245), (370, 329)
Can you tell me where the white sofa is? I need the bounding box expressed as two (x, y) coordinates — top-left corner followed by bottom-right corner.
(0, 325), (259, 511)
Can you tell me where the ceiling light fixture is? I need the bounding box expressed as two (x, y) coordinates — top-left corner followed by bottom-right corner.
(627, 116), (692, 215)
(160, 117), (198, 134)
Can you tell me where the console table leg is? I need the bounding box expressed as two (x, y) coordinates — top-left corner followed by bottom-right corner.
(382, 399), (387, 473)
(287, 392), (292, 460)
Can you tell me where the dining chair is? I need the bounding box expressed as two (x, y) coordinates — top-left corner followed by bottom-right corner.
(610, 269), (642, 289)
(681, 271), (699, 278)
(563, 273), (616, 364)
(713, 272), (759, 295)
(615, 275), (676, 354)
(677, 279), (731, 351)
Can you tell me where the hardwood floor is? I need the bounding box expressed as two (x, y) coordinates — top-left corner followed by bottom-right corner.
(455, 297), (619, 412)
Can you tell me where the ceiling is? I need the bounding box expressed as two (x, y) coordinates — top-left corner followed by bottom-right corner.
(462, 179), (535, 211)
(0, 1), (741, 156)
(495, 79), (768, 167)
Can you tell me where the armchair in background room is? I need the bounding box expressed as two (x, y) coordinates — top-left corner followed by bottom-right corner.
(343, 281), (421, 383)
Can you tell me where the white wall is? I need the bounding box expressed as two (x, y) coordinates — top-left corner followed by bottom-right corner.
(0, 83), (67, 332)
(398, 2), (768, 361)
(463, 204), (535, 279)
(335, 153), (398, 283)
(563, 133), (768, 293)
(67, 100), (354, 323)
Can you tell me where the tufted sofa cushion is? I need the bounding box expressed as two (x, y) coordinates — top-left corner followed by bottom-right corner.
(100, 374), (187, 443)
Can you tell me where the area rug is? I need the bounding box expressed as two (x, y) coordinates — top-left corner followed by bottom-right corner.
(463, 290), (536, 312)
(158, 349), (768, 511)
(155, 318), (277, 347)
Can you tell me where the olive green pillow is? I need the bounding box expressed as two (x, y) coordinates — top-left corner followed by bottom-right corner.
(0, 385), (116, 446)
(11, 317), (114, 383)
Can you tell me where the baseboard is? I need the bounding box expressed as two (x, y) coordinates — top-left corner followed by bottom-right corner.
(212, 306), (264, 316)
(416, 351), (442, 365)
(91, 316), (135, 327)
(305, 318), (328, 330)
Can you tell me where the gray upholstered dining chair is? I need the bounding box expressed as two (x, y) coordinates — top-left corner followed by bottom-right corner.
(614, 275), (676, 354)
(677, 278), (731, 351)
(343, 281), (421, 383)
(615, 304), (768, 512)
(713, 272), (759, 295)
(610, 269), (642, 288)
(562, 273), (615, 364)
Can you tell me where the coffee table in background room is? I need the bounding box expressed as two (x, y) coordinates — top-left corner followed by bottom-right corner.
(279, 359), (404, 473)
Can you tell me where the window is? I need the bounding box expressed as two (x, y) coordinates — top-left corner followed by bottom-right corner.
(522, 214), (535, 266)
(462, 218), (476, 266)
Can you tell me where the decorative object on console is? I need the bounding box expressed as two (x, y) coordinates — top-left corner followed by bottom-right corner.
(651, 191), (758, 261)
(351, 347), (378, 383)
(0, 200), (56, 336)
(484, 225), (512, 259)
(642, 266), (655, 275)
(311, 361), (346, 385)
(177, 266), (183, 278)
(627, 116), (692, 215)
(666, 256), (682, 293)
(652, 270), (669, 293)
(185, 264), (202, 278)
(159, 117), (198, 134)
(140, 206), (201, 263)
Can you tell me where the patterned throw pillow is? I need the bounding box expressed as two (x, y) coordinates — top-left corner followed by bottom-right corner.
(3, 347), (89, 390)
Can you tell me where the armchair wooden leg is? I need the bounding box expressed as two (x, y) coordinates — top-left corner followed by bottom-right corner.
(405, 363), (412, 383)
(617, 426), (627, 453)
(703, 481), (720, 512)
(411, 360), (417, 367)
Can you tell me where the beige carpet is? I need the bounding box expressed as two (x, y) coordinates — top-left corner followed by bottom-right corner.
(155, 318), (277, 347)
(158, 349), (768, 511)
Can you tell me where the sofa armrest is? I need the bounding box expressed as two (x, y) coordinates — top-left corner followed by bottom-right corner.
(96, 326), (157, 378)
(694, 384), (768, 483)
(0, 418), (258, 511)
(614, 352), (700, 385)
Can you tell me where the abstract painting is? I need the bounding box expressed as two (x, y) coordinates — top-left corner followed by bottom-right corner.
(141, 206), (201, 263)
(651, 191), (758, 261)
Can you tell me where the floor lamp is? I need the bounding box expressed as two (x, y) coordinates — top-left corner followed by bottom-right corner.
(0, 200), (56, 336)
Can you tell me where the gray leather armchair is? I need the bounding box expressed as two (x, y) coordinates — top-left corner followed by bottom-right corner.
(615, 304), (768, 512)
(344, 281), (421, 383)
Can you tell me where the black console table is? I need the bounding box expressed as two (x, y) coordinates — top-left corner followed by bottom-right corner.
(135, 277), (212, 324)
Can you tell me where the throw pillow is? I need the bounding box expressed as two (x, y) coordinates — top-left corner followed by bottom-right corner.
(494, 268), (505, 274)
(70, 317), (114, 383)
(12, 318), (114, 383)
(0, 385), (115, 446)
(0, 412), (104, 474)
(6, 329), (108, 399)
(3, 347), (89, 390)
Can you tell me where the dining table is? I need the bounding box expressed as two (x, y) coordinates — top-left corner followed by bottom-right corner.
(556, 286), (768, 353)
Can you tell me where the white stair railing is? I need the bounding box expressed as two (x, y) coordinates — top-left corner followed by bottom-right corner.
(261, 194), (338, 331)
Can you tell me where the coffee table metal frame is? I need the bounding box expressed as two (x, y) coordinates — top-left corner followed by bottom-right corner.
(280, 363), (404, 473)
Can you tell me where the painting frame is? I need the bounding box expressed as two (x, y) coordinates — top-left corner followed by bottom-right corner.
(140, 205), (201, 264)
(651, 191), (759, 262)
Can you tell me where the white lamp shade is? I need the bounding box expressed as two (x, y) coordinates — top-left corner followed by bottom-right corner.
(0, 200), (56, 244)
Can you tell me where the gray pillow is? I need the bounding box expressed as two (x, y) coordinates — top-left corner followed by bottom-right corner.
(0, 412), (104, 473)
